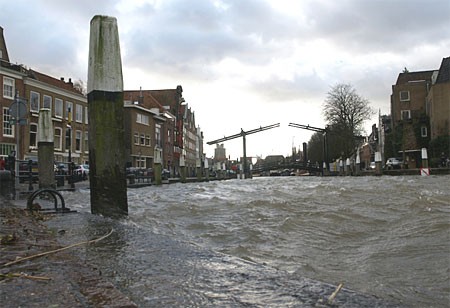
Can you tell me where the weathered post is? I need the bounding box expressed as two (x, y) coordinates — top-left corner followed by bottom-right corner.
(420, 148), (430, 176)
(180, 156), (186, 183)
(154, 148), (162, 185)
(204, 158), (209, 181)
(346, 158), (351, 176)
(355, 152), (361, 176)
(196, 158), (202, 182)
(37, 108), (55, 188)
(339, 159), (344, 176)
(87, 15), (128, 217)
(375, 151), (382, 176)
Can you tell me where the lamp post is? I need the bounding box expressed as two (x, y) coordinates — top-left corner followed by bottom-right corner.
(67, 107), (74, 188)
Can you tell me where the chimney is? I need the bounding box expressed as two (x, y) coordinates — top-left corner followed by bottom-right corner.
(60, 77), (65, 81)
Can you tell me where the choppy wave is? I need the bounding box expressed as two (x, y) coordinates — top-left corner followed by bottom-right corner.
(50, 175), (450, 307)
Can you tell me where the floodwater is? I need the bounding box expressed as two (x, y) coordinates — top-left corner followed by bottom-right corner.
(49, 175), (449, 307)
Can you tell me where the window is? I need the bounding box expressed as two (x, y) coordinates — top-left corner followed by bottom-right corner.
(399, 91), (410, 102)
(136, 113), (149, 125)
(76, 104), (83, 123)
(134, 133), (139, 145)
(136, 157), (146, 168)
(43, 95), (52, 110)
(2, 107), (13, 136)
(145, 135), (151, 146)
(75, 130), (82, 152)
(401, 110), (411, 120)
(55, 98), (63, 118)
(3, 77), (14, 99)
(66, 102), (73, 121)
(54, 128), (62, 150)
(421, 126), (428, 137)
(140, 134), (145, 145)
(0, 144), (15, 156)
(29, 123), (38, 149)
(84, 106), (88, 124)
(84, 132), (89, 152)
(30, 91), (40, 112)
(155, 124), (161, 147)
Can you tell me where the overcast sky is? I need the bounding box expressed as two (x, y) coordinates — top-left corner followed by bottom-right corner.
(1, 0), (449, 159)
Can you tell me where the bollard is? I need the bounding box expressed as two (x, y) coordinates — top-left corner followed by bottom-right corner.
(420, 148), (430, 176)
(88, 15), (128, 217)
(375, 152), (382, 176)
(204, 159), (209, 182)
(346, 158), (351, 176)
(355, 152), (361, 176)
(339, 159), (344, 176)
(38, 108), (55, 189)
(180, 156), (186, 183)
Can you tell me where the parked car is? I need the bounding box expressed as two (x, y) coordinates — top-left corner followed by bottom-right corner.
(385, 157), (403, 170)
(75, 164), (89, 180)
(369, 162), (376, 170)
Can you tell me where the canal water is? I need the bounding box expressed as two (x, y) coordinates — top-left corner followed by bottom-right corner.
(48, 175), (449, 307)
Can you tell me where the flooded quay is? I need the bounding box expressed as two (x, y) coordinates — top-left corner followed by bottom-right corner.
(43, 175), (449, 307)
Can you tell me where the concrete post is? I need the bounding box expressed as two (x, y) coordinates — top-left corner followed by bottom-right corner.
(249, 163), (253, 179)
(375, 151), (382, 176)
(339, 159), (344, 176)
(154, 147), (162, 185)
(420, 148), (430, 176)
(180, 156), (186, 183)
(87, 15), (128, 217)
(196, 158), (202, 182)
(204, 158), (209, 181)
(346, 158), (351, 176)
(322, 161), (328, 176)
(37, 108), (55, 188)
(355, 152), (361, 176)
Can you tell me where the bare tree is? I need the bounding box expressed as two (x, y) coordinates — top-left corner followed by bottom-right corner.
(323, 83), (374, 157)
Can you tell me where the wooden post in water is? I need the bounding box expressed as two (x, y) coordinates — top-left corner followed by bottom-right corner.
(37, 108), (55, 188)
(87, 15), (128, 217)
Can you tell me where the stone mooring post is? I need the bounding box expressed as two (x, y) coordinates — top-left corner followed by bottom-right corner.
(87, 15), (128, 217)
(180, 156), (186, 183)
(154, 148), (162, 185)
(355, 152), (361, 176)
(420, 148), (430, 176)
(196, 158), (202, 182)
(204, 158), (209, 181)
(37, 108), (55, 188)
(375, 151), (382, 176)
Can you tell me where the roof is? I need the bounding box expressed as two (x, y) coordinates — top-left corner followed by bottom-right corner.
(395, 70), (434, 85)
(123, 90), (164, 111)
(27, 70), (84, 95)
(435, 57), (450, 83)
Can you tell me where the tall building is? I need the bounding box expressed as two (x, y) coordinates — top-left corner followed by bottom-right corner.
(389, 57), (450, 167)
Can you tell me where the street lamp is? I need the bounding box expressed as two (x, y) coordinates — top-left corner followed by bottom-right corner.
(67, 107), (74, 188)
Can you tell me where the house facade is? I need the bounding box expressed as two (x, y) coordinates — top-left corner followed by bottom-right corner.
(389, 57), (450, 167)
(1, 27), (88, 165)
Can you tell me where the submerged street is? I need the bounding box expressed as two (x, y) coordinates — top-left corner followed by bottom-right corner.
(45, 175), (449, 307)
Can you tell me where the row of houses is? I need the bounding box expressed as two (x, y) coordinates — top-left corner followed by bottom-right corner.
(361, 56), (449, 169)
(0, 26), (204, 177)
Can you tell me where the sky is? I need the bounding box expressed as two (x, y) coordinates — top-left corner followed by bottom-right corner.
(1, 0), (449, 159)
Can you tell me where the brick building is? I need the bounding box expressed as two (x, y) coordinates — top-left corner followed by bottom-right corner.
(1, 27), (88, 165)
(389, 57), (450, 167)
